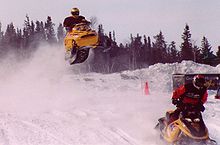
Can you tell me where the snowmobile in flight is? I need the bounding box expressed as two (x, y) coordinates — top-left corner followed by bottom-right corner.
(64, 22), (99, 65)
(155, 105), (217, 145)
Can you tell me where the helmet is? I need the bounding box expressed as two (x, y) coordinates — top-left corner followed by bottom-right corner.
(71, 8), (80, 16)
(193, 74), (206, 89)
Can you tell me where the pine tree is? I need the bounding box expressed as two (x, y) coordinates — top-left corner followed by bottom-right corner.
(180, 24), (194, 61)
(142, 35), (148, 62)
(4, 23), (17, 48)
(0, 22), (3, 42)
(109, 32), (112, 41)
(113, 31), (116, 42)
(152, 31), (167, 63)
(168, 41), (179, 63)
(216, 46), (220, 58)
(147, 36), (152, 64)
(23, 15), (32, 48)
(30, 21), (35, 40)
(57, 23), (65, 44)
(0, 22), (4, 55)
(192, 45), (201, 63)
(35, 20), (46, 42)
(98, 24), (105, 46)
(200, 36), (215, 65)
(16, 28), (23, 49)
(45, 16), (57, 44)
(200, 36), (212, 59)
(128, 34), (143, 69)
(24, 15), (31, 33)
(129, 34), (135, 70)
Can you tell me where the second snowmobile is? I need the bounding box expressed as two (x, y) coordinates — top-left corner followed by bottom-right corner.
(64, 22), (99, 65)
(155, 104), (217, 145)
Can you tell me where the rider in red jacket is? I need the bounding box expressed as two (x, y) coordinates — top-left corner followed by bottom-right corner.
(169, 74), (208, 123)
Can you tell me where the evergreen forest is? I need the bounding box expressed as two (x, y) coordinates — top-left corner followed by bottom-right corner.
(0, 15), (220, 73)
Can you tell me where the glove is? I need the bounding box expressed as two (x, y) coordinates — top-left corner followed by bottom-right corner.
(172, 99), (178, 105)
(172, 99), (181, 106)
(196, 103), (205, 112)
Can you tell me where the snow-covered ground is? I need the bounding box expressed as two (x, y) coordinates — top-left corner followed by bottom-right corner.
(0, 46), (219, 145)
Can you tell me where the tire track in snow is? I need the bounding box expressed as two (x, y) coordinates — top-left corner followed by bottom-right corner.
(0, 113), (70, 145)
(92, 126), (141, 145)
(20, 120), (71, 145)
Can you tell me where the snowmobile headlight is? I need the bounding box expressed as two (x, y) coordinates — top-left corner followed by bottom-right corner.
(185, 118), (192, 122)
(193, 118), (200, 122)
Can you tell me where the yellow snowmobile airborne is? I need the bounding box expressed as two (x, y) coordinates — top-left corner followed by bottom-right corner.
(155, 105), (217, 145)
(64, 22), (99, 65)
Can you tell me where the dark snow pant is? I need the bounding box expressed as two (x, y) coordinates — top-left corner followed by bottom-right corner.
(168, 108), (181, 124)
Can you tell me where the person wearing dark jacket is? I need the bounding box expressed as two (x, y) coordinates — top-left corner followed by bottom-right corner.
(63, 8), (90, 31)
(169, 74), (208, 123)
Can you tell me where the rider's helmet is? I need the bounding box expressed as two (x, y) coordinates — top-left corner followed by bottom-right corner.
(193, 74), (206, 89)
(71, 8), (80, 16)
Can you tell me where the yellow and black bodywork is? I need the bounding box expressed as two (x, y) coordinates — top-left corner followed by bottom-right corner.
(64, 23), (99, 64)
(155, 110), (217, 145)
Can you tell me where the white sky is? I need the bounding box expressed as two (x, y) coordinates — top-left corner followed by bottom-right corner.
(0, 0), (220, 51)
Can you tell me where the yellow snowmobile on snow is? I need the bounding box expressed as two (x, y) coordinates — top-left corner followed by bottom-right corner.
(155, 105), (217, 145)
(64, 22), (99, 65)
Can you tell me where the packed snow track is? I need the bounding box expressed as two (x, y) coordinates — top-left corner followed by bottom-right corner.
(0, 46), (219, 145)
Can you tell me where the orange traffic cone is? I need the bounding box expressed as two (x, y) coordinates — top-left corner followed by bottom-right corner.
(144, 81), (150, 95)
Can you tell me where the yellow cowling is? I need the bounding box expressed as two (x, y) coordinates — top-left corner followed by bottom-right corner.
(162, 119), (209, 143)
(64, 23), (99, 52)
(163, 122), (181, 143)
(175, 119), (209, 140)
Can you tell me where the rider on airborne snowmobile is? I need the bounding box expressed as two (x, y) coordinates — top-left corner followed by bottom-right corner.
(63, 7), (90, 32)
(63, 7), (98, 64)
(169, 74), (208, 124)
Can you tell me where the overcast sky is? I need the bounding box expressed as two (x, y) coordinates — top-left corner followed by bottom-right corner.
(0, 0), (220, 50)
